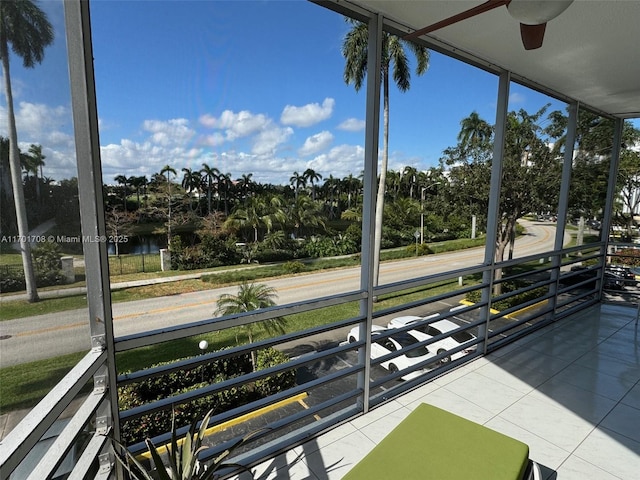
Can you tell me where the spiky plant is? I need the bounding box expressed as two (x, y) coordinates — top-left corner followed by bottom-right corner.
(112, 409), (260, 480)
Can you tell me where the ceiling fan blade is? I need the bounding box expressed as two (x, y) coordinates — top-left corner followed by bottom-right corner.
(520, 23), (546, 50)
(404, 0), (510, 40)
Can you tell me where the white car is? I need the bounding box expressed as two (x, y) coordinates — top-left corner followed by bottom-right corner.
(387, 314), (476, 363)
(347, 325), (437, 379)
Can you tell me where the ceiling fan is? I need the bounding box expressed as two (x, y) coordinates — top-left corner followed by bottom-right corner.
(404, 0), (574, 50)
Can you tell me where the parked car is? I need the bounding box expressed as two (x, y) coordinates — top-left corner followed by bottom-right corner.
(605, 266), (637, 286)
(387, 314), (476, 363)
(560, 266), (625, 291)
(347, 325), (437, 379)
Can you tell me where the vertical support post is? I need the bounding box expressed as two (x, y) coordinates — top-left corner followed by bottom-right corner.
(599, 118), (624, 298)
(550, 102), (578, 315)
(480, 70), (510, 353)
(64, 1), (121, 476)
(358, 12), (382, 414)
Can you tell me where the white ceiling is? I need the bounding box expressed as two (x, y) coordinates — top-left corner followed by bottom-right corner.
(336, 0), (640, 119)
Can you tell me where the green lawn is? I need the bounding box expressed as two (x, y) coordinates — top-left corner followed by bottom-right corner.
(1, 278), (467, 412)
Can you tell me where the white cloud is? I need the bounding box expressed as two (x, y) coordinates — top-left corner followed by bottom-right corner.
(252, 125), (293, 156)
(337, 118), (365, 132)
(299, 131), (333, 156)
(199, 110), (269, 141)
(0, 101), (77, 179)
(280, 97), (335, 128)
(142, 118), (195, 146)
(307, 144), (365, 179)
(509, 92), (526, 104)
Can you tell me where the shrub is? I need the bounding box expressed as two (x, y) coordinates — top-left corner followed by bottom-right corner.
(465, 282), (548, 311)
(613, 248), (640, 267)
(405, 243), (434, 256)
(33, 242), (64, 285)
(0, 269), (25, 293)
(254, 348), (297, 397)
(282, 260), (306, 274)
(118, 348), (293, 445)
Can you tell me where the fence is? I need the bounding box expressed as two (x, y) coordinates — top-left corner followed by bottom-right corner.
(108, 253), (162, 276)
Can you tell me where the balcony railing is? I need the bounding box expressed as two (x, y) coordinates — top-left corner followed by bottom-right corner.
(2, 242), (620, 479)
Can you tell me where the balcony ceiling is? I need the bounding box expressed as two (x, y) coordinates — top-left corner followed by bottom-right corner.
(348, 0), (640, 119)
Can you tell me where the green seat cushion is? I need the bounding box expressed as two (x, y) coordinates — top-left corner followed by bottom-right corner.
(343, 403), (529, 480)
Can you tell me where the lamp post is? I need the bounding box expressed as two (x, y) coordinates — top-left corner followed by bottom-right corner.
(199, 340), (208, 382)
(421, 187), (426, 245)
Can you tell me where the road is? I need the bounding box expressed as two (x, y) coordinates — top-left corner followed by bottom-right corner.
(0, 220), (562, 367)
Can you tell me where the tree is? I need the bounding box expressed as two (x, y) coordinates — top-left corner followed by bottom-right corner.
(105, 206), (135, 256)
(200, 163), (219, 214)
(457, 111), (493, 153)
(1, 0), (54, 302)
(160, 165), (177, 246)
(342, 19), (429, 287)
(303, 168), (322, 200)
(616, 148), (640, 238)
(215, 282), (287, 369)
(27, 143), (45, 204)
(181, 167), (201, 211)
(113, 174), (131, 212)
(289, 171), (305, 200)
(129, 175), (147, 209)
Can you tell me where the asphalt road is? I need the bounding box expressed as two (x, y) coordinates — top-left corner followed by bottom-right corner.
(0, 220), (562, 367)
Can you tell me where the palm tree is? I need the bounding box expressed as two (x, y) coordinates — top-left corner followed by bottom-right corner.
(200, 163), (219, 214)
(215, 282), (287, 370)
(342, 173), (361, 210)
(181, 167), (201, 211)
(1, 0), (54, 302)
(218, 172), (233, 215)
(129, 175), (147, 208)
(342, 19), (429, 287)
(237, 173), (254, 204)
(289, 171), (305, 200)
(160, 165), (177, 246)
(303, 168), (322, 200)
(458, 111), (493, 153)
(113, 174), (130, 212)
(286, 195), (326, 238)
(27, 143), (45, 204)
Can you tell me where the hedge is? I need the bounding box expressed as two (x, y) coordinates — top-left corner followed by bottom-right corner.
(118, 348), (296, 445)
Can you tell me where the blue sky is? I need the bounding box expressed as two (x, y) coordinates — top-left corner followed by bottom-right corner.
(3, 0), (630, 185)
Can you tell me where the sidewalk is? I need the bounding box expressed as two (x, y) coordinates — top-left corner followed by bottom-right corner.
(0, 271), (208, 303)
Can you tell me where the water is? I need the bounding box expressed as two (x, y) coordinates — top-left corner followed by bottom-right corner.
(108, 234), (165, 255)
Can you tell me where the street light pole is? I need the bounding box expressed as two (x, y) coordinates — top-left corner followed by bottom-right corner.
(421, 187), (426, 245)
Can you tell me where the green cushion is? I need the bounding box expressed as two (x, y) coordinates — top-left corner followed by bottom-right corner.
(343, 403), (529, 480)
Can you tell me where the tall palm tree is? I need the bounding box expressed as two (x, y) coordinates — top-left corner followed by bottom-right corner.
(342, 19), (429, 287)
(289, 171), (305, 200)
(303, 168), (322, 200)
(129, 175), (147, 208)
(181, 167), (201, 211)
(160, 165), (177, 246)
(218, 172), (233, 215)
(113, 174), (130, 212)
(237, 173), (254, 204)
(200, 163), (219, 214)
(1, 0), (54, 302)
(342, 173), (361, 210)
(27, 143), (45, 204)
(215, 282), (287, 370)
(458, 111), (493, 153)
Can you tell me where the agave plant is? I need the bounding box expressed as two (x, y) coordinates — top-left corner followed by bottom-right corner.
(112, 409), (260, 480)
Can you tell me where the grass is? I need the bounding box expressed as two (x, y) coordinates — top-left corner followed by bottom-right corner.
(0, 352), (88, 412)
(2, 278), (468, 411)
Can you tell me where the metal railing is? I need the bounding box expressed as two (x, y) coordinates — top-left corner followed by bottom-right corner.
(1, 244), (613, 479)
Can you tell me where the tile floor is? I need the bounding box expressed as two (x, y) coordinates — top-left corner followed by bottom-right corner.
(243, 303), (640, 479)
